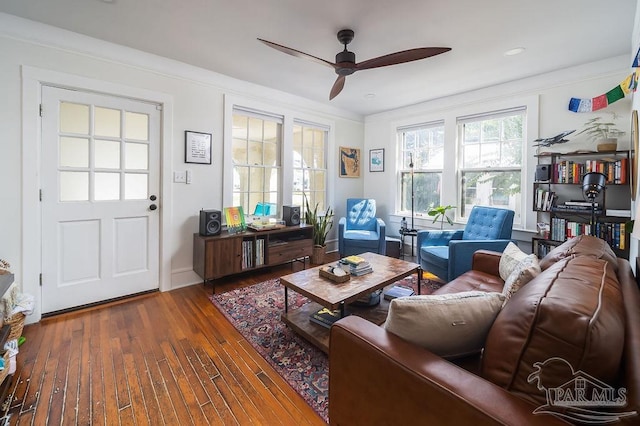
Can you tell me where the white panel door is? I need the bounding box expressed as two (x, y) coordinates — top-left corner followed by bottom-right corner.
(41, 86), (160, 313)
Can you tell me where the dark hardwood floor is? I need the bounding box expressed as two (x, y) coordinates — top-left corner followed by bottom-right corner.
(4, 255), (340, 425)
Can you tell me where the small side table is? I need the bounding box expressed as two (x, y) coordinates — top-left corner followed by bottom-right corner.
(399, 228), (418, 258)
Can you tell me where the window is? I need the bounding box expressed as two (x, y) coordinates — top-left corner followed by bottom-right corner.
(231, 109), (282, 216)
(458, 108), (524, 222)
(398, 122), (444, 215)
(292, 122), (328, 213)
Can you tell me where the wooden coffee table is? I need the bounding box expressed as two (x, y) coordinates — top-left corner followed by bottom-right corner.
(280, 252), (421, 353)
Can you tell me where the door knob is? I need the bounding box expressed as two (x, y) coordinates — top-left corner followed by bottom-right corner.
(149, 204), (158, 211)
(150, 195), (157, 201)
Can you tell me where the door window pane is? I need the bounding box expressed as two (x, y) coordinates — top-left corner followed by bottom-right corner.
(125, 174), (148, 199)
(60, 171), (89, 201)
(125, 112), (148, 141)
(60, 102), (89, 134)
(95, 172), (120, 201)
(125, 143), (148, 170)
(94, 107), (121, 138)
(59, 137), (89, 168)
(95, 140), (120, 169)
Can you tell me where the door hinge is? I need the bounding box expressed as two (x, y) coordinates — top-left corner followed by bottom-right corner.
(156, 104), (163, 111)
(39, 273), (42, 287)
(39, 189), (42, 201)
(39, 104), (43, 117)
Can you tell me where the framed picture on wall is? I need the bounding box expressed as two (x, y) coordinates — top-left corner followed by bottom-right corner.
(339, 146), (360, 178)
(185, 130), (212, 164)
(369, 148), (384, 172)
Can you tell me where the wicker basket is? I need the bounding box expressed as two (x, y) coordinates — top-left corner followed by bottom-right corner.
(5, 312), (25, 341)
(0, 350), (11, 385)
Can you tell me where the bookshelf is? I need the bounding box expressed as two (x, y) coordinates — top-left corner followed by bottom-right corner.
(532, 150), (631, 259)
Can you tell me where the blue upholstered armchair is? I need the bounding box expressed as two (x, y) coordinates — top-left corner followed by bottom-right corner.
(417, 206), (514, 282)
(338, 199), (386, 257)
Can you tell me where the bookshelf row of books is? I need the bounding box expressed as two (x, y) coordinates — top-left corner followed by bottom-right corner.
(550, 158), (628, 184)
(534, 241), (559, 258)
(241, 238), (266, 269)
(534, 188), (556, 211)
(549, 217), (628, 250)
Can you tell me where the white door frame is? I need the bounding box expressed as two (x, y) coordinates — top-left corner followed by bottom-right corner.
(21, 65), (174, 323)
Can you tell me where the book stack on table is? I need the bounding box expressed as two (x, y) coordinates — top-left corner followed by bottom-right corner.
(340, 255), (373, 276)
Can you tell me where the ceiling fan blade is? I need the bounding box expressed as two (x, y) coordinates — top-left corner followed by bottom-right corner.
(329, 75), (346, 100)
(257, 38), (337, 69)
(356, 47), (451, 71)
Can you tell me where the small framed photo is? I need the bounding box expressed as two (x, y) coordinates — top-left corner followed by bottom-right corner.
(339, 146), (361, 178)
(185, 130), (212, 164)
(369, 148), (384, 172)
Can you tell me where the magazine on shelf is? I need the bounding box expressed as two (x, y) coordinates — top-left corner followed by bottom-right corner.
(383, 285), (415, 301)
(309, 307), (344, 328)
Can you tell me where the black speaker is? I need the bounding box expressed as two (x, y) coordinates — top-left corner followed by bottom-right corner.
(282, 205), (300, 226)
(535, 164), (551, 181)
(199, 209), (222, 236)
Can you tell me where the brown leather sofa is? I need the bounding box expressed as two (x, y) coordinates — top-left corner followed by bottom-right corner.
(329, 236), (640, 425)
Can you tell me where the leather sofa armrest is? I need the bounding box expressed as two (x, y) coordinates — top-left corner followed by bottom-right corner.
(472, 249), (503, 276)
(329, 316), (568, 426)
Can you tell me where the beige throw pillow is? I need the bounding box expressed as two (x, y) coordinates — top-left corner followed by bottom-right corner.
(383, 291), (505, 359)
(502, 254), (541, 303)
(499, 242), (528, 281)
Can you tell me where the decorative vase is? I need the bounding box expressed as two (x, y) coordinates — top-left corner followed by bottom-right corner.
(311, 245), (326, 265)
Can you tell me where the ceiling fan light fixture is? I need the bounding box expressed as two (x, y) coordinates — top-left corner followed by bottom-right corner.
(259, 29), (451, 100)
(504, 47), (526, 57)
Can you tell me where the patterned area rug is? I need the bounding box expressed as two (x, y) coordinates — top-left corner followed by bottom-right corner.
(209, 274), (442, 422)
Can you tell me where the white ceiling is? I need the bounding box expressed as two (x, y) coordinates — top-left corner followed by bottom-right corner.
(0, 0), (636, 116)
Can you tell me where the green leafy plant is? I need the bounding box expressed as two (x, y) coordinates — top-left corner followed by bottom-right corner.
(576, 113), (625, 142)
(304, 195), (334, 246)
(427, 205), (455, 229)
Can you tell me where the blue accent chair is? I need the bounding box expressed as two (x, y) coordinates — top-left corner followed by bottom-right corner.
(339, 199), (386, 257)
(417, 206), (515, 282)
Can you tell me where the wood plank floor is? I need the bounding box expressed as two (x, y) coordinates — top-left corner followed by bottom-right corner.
(3, 256), (339, 425)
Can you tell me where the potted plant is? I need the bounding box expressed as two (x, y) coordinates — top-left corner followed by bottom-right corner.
(576, 113), (625, 152)
(304, 195), (334, 264)
(427, 205), (455, 230)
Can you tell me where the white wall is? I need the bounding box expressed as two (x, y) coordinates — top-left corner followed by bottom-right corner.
(363, 55), (633, 251)
(0, 13), (364, 322)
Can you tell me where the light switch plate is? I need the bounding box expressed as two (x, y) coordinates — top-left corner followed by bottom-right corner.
(173, 171), (186, 183)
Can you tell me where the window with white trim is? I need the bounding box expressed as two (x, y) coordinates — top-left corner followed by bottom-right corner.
(292, 121), (328, 213)
(398, 122), (444, 215)
(458, 108), (524, 223)
(231, 108), (282, 216)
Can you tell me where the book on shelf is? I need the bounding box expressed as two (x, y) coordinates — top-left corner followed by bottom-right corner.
(383, 285), (415, 301)
(565, 200), (598, 207)
(606, 209), (631, 218)
(224, 206), (246, 233)
(309, 307), (344, 328)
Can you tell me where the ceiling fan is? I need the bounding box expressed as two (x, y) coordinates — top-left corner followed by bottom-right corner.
(258, 29), (451, 100)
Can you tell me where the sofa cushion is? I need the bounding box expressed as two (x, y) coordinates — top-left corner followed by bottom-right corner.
(384, 291), (505, 359)
(432, 270), (504, 295)
(481, 255), (625, 407)
(502, 254), (540, 303)
(421, 246), (450, 270)
(539, 234), (618, 272)
(499, 242), (528, 281)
